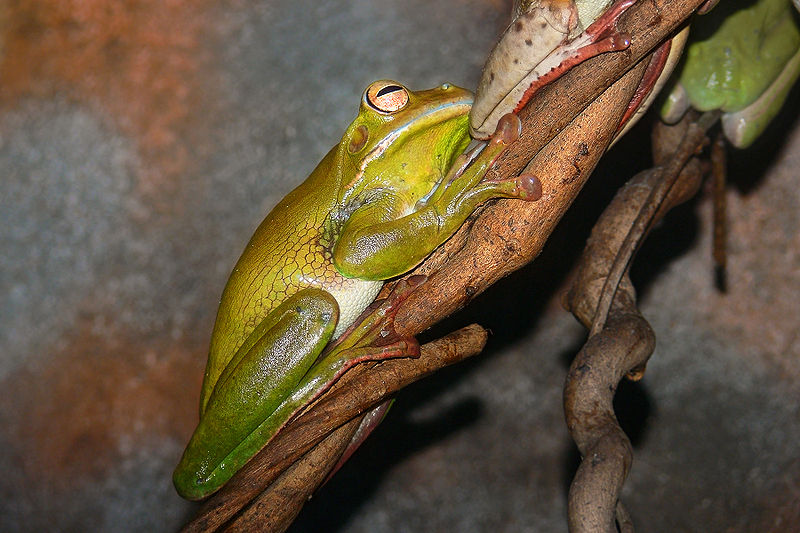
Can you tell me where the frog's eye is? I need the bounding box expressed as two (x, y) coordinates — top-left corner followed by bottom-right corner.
(366, 81), (409, 113)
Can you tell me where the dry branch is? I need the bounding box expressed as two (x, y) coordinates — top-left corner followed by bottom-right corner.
(563, 112), (715, 532)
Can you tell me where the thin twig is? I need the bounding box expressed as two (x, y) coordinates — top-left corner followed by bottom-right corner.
(589, 111), (720, 336)
(711, 132), (728, 289)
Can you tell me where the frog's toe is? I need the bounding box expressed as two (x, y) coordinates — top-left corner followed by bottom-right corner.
(517, 173), (543, 201)
(492, 113), (522, 145)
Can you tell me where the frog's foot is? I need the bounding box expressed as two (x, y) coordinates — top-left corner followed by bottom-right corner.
(234, 278), (422, 483)
(482, 171), (544, 202)
(582, 0), (637, 43)
(328, 275), (424, 352)
(513, 0), (636, 114)
(614, 32), (686, 140)
(433, 113), (545, 213)
(297, 276), (424, 407)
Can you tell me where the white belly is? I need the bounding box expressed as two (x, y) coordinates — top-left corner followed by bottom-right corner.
(326, 279), (383, 338)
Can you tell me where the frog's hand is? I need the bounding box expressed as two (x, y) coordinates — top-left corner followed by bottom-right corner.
(335, 114), (538, 280)
(663, 0), (800, 145)
(173, 289), (338, 500)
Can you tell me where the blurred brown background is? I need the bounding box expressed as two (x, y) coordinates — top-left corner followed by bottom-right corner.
(1, 1), (798, 531)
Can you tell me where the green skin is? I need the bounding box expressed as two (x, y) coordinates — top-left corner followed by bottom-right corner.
(173, 81), (533, 500)
(661, 0), (800, 147)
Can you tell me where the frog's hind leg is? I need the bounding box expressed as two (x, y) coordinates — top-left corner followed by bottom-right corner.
(180, 278), (420, 499)
(174, 288), (338, 500)
(296, 275), (424, 407)
(302, 277), (424, 481)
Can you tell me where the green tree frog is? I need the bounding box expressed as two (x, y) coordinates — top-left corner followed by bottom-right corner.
(661, 0), (800, 148)
(173, 80), (539, 500)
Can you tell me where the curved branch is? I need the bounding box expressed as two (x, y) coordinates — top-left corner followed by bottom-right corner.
(564, 313), (655, 533)
(563, 113), (711, 532)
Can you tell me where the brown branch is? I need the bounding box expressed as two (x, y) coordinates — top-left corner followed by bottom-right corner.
(221, 417), (363, 532)
(182, 324), (489, 532)
(565, 112), (711, 329)
(562, 112), (713, 532)
(564, 314), (654, 533)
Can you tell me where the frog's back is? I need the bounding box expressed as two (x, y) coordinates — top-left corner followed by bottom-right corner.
(209, 151), (338, 357)
(202, 148), (381, 400)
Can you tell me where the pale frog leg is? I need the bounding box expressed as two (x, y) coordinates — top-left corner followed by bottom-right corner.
(471, 0), (637, 139)
(721, 47), (800, 148)
(513, 0), (636, 113)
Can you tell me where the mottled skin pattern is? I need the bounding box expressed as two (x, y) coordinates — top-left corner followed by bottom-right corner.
(201, 148), (377, 414)
(470, 0), (635, 139)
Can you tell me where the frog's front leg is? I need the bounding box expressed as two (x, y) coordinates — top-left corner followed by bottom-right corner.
(335, 114), (539, 280)
(427, 114), (543, 216)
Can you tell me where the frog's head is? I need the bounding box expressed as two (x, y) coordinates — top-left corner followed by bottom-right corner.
(337, 80), (474, 200)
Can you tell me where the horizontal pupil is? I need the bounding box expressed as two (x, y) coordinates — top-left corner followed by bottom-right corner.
(376, 85), (402, 98)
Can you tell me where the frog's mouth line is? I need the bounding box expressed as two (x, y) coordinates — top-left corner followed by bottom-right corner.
(345, 99), (473, 191)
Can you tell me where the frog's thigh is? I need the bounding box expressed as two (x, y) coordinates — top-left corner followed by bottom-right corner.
(208, 288), (339, 419)
(175, 289), (338, 499)
(192, 290), (337, 459)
